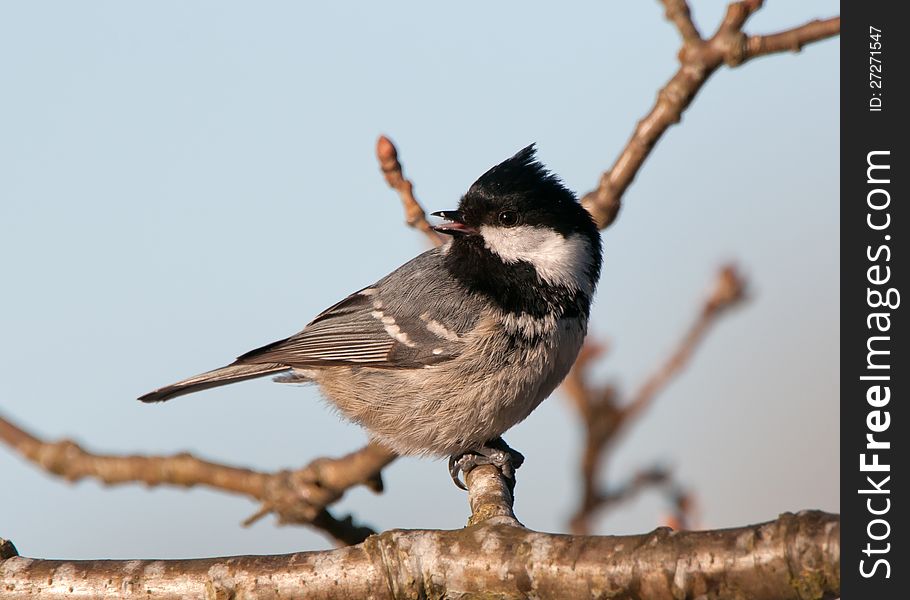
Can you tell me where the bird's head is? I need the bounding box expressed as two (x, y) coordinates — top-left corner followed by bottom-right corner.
(432, 145), (602, 303)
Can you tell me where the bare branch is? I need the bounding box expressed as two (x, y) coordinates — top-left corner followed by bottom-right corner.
(716, 0), (763, 35)
(0, 413), (396, 546)
(0, 510), (840, 599)
(566, 265), (746, 533)
(376, 135), (446, 247)
(745, 17), (841, 59)
(622, 264), (746, 424)
(582, 4), (839, 228)
(659, 0), (702, 42)
(596, 466), (670, 508)
(664, 485), (700, 531)
(465, 465), (520, 527)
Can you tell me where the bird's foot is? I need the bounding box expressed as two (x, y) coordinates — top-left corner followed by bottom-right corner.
(448, 437), (525, 491)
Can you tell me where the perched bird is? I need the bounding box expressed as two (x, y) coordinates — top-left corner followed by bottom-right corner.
(140, 145), (603, 487)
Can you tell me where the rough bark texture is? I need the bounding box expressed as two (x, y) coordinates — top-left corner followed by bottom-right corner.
(0, 506), (840, 599)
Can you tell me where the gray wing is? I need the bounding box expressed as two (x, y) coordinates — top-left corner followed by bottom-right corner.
(237, 247), (481, 369)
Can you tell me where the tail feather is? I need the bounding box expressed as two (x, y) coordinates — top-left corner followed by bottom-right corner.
(138, 362), (289, 403)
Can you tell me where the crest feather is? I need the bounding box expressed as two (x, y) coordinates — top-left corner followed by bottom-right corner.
(468, 144), (573, 201)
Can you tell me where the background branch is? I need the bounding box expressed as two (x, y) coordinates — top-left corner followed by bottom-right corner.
(565, 264), (746, 533)
(744, 17), (841, 59)
(0, 510), (840, 600)
(660, 0), (701, 42)
(581, 3), (840, 229)
(377, 135), (446, 247)
(0, 415), (395, 547)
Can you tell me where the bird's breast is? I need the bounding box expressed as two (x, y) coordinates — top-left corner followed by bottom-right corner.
(311, 311), (588, 457)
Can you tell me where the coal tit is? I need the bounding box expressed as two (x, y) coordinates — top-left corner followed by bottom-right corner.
(140, 145), (603, 487)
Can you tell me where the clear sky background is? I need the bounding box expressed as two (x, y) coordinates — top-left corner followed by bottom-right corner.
(1, 1), (838, 559)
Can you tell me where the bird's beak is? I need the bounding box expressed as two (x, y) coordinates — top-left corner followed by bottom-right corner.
(430, 210), (475, 236)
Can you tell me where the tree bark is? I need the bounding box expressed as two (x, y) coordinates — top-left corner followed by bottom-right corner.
(0, 504), (839, 599)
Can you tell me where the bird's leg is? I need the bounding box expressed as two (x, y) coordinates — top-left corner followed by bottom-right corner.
(448, 437), (525, 491)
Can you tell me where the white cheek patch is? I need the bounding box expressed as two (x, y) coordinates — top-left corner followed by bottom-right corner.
(478, 225), (595, 293)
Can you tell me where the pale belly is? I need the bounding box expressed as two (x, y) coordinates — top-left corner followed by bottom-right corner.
(309, 316), (586, 456)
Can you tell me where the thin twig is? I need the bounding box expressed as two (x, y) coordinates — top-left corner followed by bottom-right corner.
(664, 485), (700, 531)
(377, 135), (446, 247)
(745, 17), (841, 59)
(566, 265), (746, 533)
(659, 0), (702, 42)
(717, 0), (763, 35)
(596, 467), (670, 507)
(581, 4), (839, 228)
(0, 414), (396, 547)
(622, 264), (746, 425)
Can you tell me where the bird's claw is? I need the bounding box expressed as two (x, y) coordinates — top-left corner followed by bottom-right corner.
(448, 454), (477, 491)
(448, 437), (525, 490)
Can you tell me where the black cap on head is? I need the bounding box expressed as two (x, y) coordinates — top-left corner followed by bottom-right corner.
(468, 144), (567, 198)
(457, 144), (596, 237)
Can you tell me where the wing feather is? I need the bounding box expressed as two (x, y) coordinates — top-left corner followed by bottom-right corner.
(237, 287), (460, 368)
(237, 250), (478, 370)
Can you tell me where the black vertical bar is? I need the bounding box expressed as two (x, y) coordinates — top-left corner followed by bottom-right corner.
(841, 2), (906, 598)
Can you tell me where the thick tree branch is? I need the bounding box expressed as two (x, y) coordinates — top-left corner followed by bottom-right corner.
(0, 414), (396, 546)
(565, 265), (746, 533)
(377, 135), (446, 247)
(0, 510), (840, 599)
(581, 3), (840, 228)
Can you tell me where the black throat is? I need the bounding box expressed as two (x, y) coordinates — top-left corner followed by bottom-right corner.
(442, 235), (592, 319)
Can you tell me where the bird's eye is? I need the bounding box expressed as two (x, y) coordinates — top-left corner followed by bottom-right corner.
(497, 210), (520, 227)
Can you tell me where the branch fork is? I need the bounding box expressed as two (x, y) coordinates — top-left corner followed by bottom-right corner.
(582, 1), (839, 229)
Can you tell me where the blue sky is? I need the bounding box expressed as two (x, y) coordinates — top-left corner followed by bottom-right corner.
(1, 1), (838, 558)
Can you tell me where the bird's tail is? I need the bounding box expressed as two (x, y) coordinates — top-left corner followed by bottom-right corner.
(138, 362), (289, 403)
